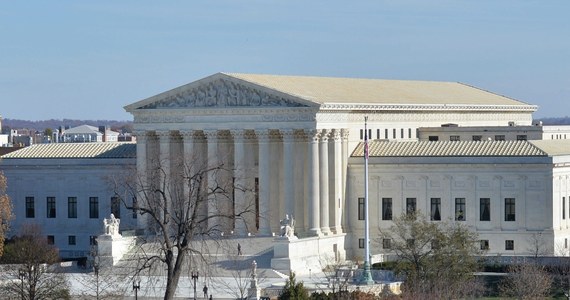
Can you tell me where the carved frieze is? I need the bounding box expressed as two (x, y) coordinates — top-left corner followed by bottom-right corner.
(141, 79), (309, 109)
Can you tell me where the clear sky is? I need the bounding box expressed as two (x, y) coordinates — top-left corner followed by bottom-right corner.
(1, 1), (568, 121)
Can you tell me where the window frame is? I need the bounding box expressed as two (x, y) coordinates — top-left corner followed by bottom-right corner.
(68, 235), (76, 245)
(480, 240), (490, 250)
(505, 240), (514, 250)
(505, 198), (516, 221)
(430, 198), (441, 221)
(68, 197), (77, 219)
(25, 196), (35, 218)
(406, 198), (416, 215)
(382, 198), (392, 220)
(46, 197), (56, 218)
(455, 198), (466, 221)
(358, 197), (365, 220)
(89, 197), (99, 219)
(480, 198), (491, 221)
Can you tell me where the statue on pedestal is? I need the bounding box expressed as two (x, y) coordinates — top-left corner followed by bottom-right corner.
(104, 213), (120, 237)
(279, 214), (295, 239)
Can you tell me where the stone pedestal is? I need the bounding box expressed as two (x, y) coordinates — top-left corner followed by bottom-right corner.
(97, 234), (135, 268)
(271, 234), (346, 275)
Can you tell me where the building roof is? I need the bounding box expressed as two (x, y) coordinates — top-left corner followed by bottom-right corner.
(125, 73), (537, 111)
(351, 140), (548, 158)
(1, 142), (136, 159)
(62, 124), (101, 135)
(224, 73), (531, 107)
(529, 139), (570, 156)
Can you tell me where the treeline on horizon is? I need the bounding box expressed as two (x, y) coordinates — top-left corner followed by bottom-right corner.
(1, 118), (133, 133)
(2, 116), (570, 133)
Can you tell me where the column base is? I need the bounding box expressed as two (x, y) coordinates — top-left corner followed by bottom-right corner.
(320, 227), (332, 235)
(307, 228), (322, 237)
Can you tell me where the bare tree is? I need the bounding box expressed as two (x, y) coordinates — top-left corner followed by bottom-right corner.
(316, 254), (354, 296)
(0, 170), (13, 258)
(527, 232), (551, 258)
(111, 155), (256, 300)
(72, 246), (129, 299)
(499, 260), (552, 299)
(0, 224), (70, 300)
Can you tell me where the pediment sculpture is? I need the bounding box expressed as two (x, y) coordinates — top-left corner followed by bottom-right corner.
(141, 79), (308, 109)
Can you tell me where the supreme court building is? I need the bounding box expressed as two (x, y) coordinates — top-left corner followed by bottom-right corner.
(124, 72), (550, 261)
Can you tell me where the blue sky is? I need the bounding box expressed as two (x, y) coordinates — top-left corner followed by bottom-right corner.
(1, 1), (568, 121)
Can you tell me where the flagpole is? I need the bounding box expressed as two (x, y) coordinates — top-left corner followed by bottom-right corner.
(360, 116), (374, 285)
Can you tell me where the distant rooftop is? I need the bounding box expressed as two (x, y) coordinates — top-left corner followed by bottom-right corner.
(1, 142), (136, 159)
(351, 140), (551, 157)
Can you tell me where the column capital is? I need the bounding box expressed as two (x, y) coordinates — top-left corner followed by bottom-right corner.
(319, 129), (331, 142)
(255, 129), (272, 143)
(133, 130), (147, 138)
(230, 129), (247, 142)
(180, 130), (196, 139)
(305, 129), (321, 143)
(281, 129), (297, 143)
(156, 130), (172, 139)
(341, 128), (350, 140)
(203, 130), (219, 141)
(330, 129), (342, 141)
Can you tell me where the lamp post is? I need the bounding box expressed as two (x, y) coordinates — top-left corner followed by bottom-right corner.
(359, 116), (374, 285)
(191, 271), (199, 300)
(132, 277), (141, 300)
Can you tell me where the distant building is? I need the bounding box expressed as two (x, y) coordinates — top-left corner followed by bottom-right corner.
(417, 123), (570, 142)
(56, 125), (120, 143)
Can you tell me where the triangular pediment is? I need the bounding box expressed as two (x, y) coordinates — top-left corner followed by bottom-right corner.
(128, 74), (314, 111)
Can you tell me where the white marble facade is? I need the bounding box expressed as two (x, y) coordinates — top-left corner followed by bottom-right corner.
(124, 72), (538, 256)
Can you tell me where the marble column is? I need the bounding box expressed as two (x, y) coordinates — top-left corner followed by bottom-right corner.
(231, 129), (247, 235)
(282, 130), (296, 219)
(134, 131), (147, 230)
(204, 130), (220, 233)
(181, 130), (195, 212)
(331, 129), (343, 234)
(307, 130), (321, 236)
(257, 130), (272, 235)
(319, 129), (331, 235)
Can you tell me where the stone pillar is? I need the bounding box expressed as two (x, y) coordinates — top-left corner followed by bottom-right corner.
(134, 131), (147, 230)
(307, 130), (321, 236)
(232, 129), (248, 235)
(257, 130), (272, 235)
(158, 131), (172, 183)
(340, 129), (349, 231)
(331, 129), (343, 234)
(181, 130), (195, 209)
(204, 130), (220, 233)
(282, 130), (296, 218)
(319, 129), (331, 235)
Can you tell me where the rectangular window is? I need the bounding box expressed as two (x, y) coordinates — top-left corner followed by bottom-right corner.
(505, 240), (514, 250)
(455, 198), (466, 221)
(47, 235), (55, 245)
(68, 197), (77, 218)
(495, 135), (505, 141)
(89, 236), (97, 246)
(358, 238), (365, 249)
(360, 129), (363, 140)
(408, 128), (412, 139)
(68, 235), (76, 245)
(480, 198), (491, 221)
(428, 136), (439, 141)
(358, 197), (365, 220)
(89, 197), (99, 219)
(480, 240), (490, 250)
(430, 198), (441, 221)
(516, 135), (527, 141)
(393, 129), (396, 139)
(505, 198), (516, 221)
(406, 198), (416, 215)
(472, 135), (482, 141)
(47, 197), (56, 218)
(450, 135), (460, 141)
(376, 129), (380, 139)
(111, 196), (121, 219)
(566, 238), (568, 249)
(385, 129), (389, 139)
(400, 128), (404, 139)
(382, 239), (391, 249)
(25, 197), (35, 218)
(564, 197), (566, 220)
(382, 198), (392, 220)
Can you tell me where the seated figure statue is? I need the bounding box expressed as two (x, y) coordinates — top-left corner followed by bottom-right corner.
(103, 213), (121, 236)
(279, 214), (295, 239)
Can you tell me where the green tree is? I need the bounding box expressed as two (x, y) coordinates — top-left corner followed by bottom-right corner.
(43, 128), (53, 141)
(279, 272), (309, 300)
(0, 170), (13, 257)
(379, 211), (484, 299)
